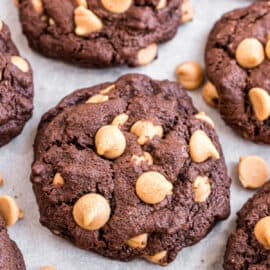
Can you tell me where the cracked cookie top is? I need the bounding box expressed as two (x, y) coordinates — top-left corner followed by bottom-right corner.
(18, 0), (192, 67)
(224, 181), (270, 270)
(0, 21), (33, 147)
(31, 74), (231, 265)
(205, 1), (270, 144)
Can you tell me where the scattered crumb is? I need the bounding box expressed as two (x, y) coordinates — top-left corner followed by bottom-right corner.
(19, 209), (24, 219)
(0, 174), (4, 186)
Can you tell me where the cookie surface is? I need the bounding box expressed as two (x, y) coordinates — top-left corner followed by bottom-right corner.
(0, 216), (26, 270)
(18, 0), (191, 67)
(205, 1), (270, 144)
(0, 21), (33, 147)
(32, 74), (231, 265)
(224, 181), (270, 270)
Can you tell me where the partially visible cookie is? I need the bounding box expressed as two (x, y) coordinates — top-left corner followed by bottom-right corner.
(0, 216), (26, 270)
(224, 181), (270, 270)
(205, 1), (270, 143)
(18, 0), (192, 67)
(0, 20), (33, 147)
(31, 73), (231, 265)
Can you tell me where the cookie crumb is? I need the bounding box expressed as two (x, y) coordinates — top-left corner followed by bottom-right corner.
(0, 173), (4, 187)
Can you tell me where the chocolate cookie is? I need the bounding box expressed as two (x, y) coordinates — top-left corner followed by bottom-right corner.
(18, 0), (192, 67)
(31, 74), (231, 265)
(0, 216), (26, 270)
(205, 1), (270, 144)
(224, 181), (270, 270)
(0, 20), (33, 147)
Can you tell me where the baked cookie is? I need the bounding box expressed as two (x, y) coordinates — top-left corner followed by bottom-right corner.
(18, 0), (192, 67)
(205, 1), (270, 144)
(31, 74), (231, 265)
(0, 20), (33, 147)
(224, 181), (270, 270)
(0, 216), (26, 270)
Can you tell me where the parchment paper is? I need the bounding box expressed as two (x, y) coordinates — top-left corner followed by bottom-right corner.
(0, 0), (269, 269)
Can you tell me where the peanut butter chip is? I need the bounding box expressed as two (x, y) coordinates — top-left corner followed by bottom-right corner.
(76, 0), (87, 8)
(100, 84), (115, 94)
(236, 38), (265, 68)
(95, 125), (126, 159)
(86, 94), (109, 104)
(131, 120), (163, 145)
(145, 250), (167, 265)
(131, 152), (153, 166)
(32, 0), (44, 14)
(156, 0), (167, 9)
(74, 6), (103, 36)
(189, 130), (220, 163)
(0, 20), (3, 32)
(11, 56), (29, 72)
(41, 15), (48, 22)
(181, 0), (193, 23)
(249, 88), (270, 121)
(254, 216), (270, 249)
(101, 0), (132, 13)
(73, 193), (111, 230)
(176, 61), (204, 90)
(40, 266), (56, 270)
(53, 173), (65, 187)
(112, 113), (129, 128)
(136, 172), (172, 204)
(195, 112), (215, 128)
(266, 40), (270, 60)
(0, 195), (22, 226)
(193, 176), (211, 202)
(137, 43), (158, 66)
(202, 81), (219, 107)
(238, 156), (268, 189)
(126, 233), (148, 248)
(49, 18), (55, 26)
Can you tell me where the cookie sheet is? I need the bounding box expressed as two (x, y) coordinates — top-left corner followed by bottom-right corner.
(0, 0), (268, 269)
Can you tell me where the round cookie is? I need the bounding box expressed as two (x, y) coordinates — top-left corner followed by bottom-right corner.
(224, 181), (270, 270)
(31, 74), (231, 265)
(205, 1), (270, 144)
(0, 21), (33, 147)
(18, 0), (192, 67)
(0, 216), (26, 270)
